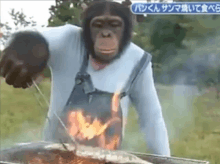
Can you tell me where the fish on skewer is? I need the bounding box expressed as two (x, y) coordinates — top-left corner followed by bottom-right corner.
(0, 141), (153, 164)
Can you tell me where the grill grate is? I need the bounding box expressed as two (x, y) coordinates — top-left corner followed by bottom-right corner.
(0, 142), (151, 164)
(0, 142), (210, 164)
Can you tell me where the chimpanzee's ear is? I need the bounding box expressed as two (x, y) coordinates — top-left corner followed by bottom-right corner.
(80, 2), (88, 25)
(121, 0), (132, 7)
(81, 2), (88, 11)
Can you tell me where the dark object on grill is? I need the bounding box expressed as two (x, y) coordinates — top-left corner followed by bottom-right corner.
(0, 141), (210, 164)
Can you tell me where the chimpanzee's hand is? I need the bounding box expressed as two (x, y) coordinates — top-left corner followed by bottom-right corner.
(0, 52), (33, 88)
(0, 31), (49, 89)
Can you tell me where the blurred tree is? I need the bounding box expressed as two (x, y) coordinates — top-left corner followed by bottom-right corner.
(191, 35), (220, 98)
(48, 0), (93, 27)
(150, 19), (186, 54)
(47, 0), (142, 27)
(0, 9), (37, 46)
(0, 22), (12, 46)
(144, 14), (220, 85)
(148, 18), (188, 84)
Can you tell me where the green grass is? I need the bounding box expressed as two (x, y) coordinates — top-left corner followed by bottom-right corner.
(1, 79), (220, 163)
(0, 79), (50, 145)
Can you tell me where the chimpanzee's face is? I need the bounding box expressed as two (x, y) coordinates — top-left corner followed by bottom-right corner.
(90, 13), (124, 63)
(82, 1), (133, 64)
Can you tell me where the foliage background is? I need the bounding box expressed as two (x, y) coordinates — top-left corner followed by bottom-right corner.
(1, 0), (220, 163)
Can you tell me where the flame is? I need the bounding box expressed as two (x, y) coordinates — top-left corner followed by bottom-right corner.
(67, 92), (121, 150)
(111, 92), (120, 114)
(28, 152), (105, 164)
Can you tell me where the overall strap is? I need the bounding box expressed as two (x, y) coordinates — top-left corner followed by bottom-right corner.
(79, 49), (89, 73)
(120, 52), (152, 98)
(75, 50), (96, 95)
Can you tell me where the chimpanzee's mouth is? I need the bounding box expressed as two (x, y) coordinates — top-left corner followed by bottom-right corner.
(99, 48), (116, 54)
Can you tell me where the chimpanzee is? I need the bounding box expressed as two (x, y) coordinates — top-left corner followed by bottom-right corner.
(0, 1), (170, 156)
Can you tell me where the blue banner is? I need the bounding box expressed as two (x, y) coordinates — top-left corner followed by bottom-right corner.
(131, 2), (220, 14)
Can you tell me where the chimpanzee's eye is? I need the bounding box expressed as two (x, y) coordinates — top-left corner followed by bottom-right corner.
(110, 21), (121, 27)
(93, 21), (103, 28)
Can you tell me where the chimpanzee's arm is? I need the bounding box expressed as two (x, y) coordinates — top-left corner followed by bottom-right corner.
(36, 24), (82, 70)
(1, 24), (81, 88)
(129, 62), (171, 156)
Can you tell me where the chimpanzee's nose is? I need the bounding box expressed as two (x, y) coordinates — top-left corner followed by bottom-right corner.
(101, 31), (111, 37)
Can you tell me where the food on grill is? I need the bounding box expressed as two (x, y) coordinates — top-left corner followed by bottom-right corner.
(0, 141), (152, 164)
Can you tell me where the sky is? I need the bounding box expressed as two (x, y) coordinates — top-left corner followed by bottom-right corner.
(1, 1), (56, 27)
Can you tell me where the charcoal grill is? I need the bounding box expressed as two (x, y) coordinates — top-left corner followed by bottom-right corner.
(0, 141), (209, 164)
(0, 81), (210, 164)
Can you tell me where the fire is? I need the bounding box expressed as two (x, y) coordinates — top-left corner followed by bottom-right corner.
(67, 92), (122, 150)
(28, 151), (107, 164)
(111, 92), (120, 114)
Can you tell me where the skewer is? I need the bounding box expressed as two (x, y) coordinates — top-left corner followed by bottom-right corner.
(30, 79), (79, 148)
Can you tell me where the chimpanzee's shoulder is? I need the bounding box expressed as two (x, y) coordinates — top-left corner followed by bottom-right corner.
(124, 42), (151, 63)
(39, 24), (81, 40)
(63, 24), (82, 33)
(55, 24), (82, 38)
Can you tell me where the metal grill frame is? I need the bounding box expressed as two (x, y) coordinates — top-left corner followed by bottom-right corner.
(0, 142), (210, 164)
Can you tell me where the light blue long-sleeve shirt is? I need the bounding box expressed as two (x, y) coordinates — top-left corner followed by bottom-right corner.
(37, 24), (171, 156)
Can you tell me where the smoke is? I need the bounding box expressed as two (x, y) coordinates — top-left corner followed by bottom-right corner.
(163, 79), (199, 140)
(157, 31), (220, 141)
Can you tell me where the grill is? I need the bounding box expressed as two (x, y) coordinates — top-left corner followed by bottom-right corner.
(0, 82), (209, 164)
(0, 141), (209, 164)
